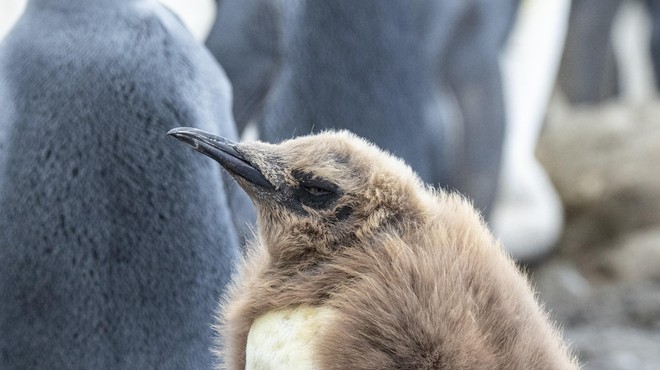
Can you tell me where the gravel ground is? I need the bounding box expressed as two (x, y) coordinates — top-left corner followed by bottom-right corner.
(534, 98), (660, 369)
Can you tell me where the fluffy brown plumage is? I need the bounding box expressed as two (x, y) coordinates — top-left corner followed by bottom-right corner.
(169, 128), (579, 370)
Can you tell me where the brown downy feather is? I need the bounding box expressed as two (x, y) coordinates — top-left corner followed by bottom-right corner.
(212, 131), (579, 370)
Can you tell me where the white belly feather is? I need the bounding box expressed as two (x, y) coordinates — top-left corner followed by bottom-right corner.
(245, 307), (337, 370)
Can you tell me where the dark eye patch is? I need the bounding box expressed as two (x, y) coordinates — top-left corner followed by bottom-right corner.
(292, 170), (342, 209)
(334, 205), (353, 221)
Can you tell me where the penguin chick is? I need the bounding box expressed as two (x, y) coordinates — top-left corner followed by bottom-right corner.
(168, 128), (579, 370)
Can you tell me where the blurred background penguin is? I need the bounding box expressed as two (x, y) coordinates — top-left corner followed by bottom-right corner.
(0, 0), (250, 368)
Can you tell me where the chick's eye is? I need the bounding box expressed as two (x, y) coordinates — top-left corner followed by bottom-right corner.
(303, 185), (333, 197)
(291, 170), (341, 209)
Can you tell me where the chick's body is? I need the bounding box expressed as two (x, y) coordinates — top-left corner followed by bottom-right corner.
(168, 129), (579, 370)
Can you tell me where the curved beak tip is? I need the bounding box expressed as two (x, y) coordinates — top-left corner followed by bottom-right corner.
(167, 127), (202, 146)
(167, 127), (189, 137)
(166, 127), (274, 190)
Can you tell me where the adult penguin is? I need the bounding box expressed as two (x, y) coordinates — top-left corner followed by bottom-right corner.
(253, 0), (512, 217)
(0, 0), (252, 368)
(258, 0), (448, 190)
(208, 1), (517, 220)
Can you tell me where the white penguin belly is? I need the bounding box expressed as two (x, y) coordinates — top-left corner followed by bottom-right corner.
(245, 307), (337, 370)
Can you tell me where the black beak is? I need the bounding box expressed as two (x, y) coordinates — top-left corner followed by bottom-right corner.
(167, 127), (273, 190)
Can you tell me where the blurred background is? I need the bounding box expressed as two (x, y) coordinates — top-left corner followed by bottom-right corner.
(1, 0), (660, 369)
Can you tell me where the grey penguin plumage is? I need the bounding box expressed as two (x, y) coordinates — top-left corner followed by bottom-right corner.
(438, 0), (518, 215)
(258, 0), (444, 185)
(204, 0), (284, 133)
(0, 0), (253, 368)
(169, 127), (579, 370)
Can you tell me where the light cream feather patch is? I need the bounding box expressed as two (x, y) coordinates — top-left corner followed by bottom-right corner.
(245, 307), (337, 370)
